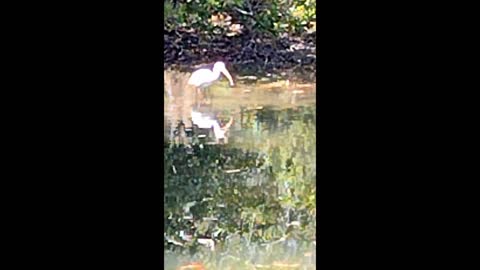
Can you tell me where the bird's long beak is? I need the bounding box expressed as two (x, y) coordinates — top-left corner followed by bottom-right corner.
(221, 68), (235, 87)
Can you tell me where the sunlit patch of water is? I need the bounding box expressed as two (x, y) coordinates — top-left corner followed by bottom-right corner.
(164, 70), (315, 144)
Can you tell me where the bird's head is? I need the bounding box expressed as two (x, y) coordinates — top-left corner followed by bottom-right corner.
(213, 61), (235, 87)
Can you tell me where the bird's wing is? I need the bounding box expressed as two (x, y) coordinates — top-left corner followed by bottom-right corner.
(188, 69), (212, 86)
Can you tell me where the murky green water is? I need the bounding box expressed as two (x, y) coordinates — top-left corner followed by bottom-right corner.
(164, 70), (316, 270)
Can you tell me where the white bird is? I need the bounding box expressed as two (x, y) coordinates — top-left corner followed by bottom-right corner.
(187, 61), (235, 88)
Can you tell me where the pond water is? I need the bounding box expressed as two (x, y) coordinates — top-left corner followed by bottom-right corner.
(164, 70), (316, 270)
(164, 71), (315, 145)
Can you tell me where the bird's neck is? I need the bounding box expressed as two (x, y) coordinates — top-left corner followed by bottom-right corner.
(212, 70), (221, 78)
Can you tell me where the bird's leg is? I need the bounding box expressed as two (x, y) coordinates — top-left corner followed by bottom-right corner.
(205, 87), (209, 104)
(205, 87), (212, 105)
(201, 88), (208, 106)
(195, 87), (201, 108)
(196, 87), (209, 107)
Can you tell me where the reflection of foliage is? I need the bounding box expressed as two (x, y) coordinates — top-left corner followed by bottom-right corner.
(234, 106), (316, 237)
(164, 145), (281, 240)
(164, 0), (316, 36)
(164, 106), (316, 269)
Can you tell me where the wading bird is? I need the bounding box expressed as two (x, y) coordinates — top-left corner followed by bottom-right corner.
(188, 61), (235, 89)
(188, 61), (235, 106)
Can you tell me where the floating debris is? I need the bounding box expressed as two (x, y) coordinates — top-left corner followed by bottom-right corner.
(178, 262), (205, 270)
(197, 238), (215, 251)
(271, 262), (301, 269)
(224, 169), (242, 174)
(287, 221), (301, 227)
(205, 142), (218, 145)
(183, 201), (197, 213)
(165, 233), (185, 247)
(254, 264), (272, 269)
(238, 75), (258, 81)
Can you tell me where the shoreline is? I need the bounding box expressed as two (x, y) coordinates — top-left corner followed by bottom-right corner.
(164, 29), (316, 83)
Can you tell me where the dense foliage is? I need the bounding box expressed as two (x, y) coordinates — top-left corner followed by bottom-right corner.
(164, 0), (316, 36)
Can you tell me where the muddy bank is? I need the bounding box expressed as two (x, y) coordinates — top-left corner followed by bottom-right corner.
(164, 29), (316, 82)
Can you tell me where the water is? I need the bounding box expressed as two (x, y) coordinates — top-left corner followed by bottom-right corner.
(164, 70), (316, 270)
(164, 70), (315, 145)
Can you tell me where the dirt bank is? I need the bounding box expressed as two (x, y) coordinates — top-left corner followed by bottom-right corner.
(164, 29), (316, 82)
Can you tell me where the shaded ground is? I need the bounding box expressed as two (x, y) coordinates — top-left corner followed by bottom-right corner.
(164, 28), (316, 82)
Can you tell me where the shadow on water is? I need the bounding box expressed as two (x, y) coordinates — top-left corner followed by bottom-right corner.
(164, 70), (316, 270)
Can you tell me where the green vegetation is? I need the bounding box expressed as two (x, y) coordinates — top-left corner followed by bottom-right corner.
(164, 106), (316, 269)
(163, 2), (317, 266)
(164, 0), (316, 36)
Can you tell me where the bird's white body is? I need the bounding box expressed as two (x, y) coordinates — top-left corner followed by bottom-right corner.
(188, 61), (234, 88)
(188, 68), (220, 87)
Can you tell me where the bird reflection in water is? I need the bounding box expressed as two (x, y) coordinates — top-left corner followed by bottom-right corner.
(173, 110), (234, 145)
